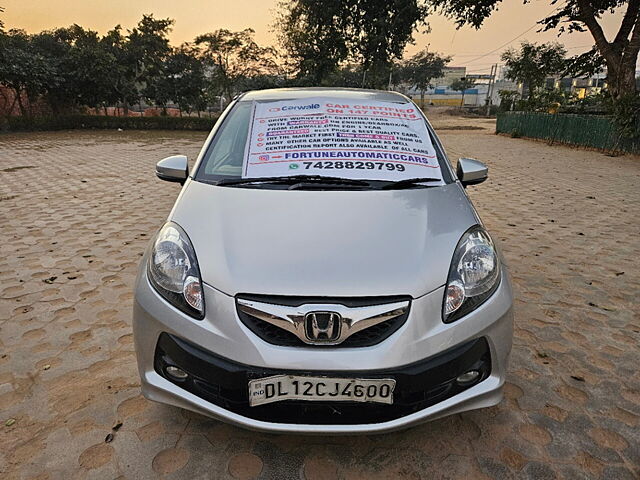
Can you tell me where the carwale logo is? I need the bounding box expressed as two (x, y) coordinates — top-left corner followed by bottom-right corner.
(281, 103), (320, 112)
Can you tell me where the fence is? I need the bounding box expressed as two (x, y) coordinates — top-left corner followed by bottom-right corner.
(496, 112), (640, 154)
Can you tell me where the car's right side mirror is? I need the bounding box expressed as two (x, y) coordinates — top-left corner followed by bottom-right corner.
(457, 158), (488, 187)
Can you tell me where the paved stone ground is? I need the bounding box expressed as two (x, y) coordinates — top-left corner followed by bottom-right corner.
(0, 117), (638, 480)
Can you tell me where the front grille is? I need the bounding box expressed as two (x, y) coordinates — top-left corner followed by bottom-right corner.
(235, 294), (411, 347)
(154, 333), (492, 425)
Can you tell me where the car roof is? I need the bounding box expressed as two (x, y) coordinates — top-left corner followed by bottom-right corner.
(238, 87), (410, 104)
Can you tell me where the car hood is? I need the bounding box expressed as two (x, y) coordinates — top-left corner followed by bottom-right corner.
(169, 180), (480, 298)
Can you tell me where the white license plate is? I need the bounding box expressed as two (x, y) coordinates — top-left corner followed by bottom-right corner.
(248, 375), (396, 406)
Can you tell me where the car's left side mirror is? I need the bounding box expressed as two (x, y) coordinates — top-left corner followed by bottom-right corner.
(457, 158), (488, 187)
(156, 155), (189, 184)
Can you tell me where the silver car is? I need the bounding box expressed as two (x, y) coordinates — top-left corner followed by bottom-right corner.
(133, 88), (513, 434)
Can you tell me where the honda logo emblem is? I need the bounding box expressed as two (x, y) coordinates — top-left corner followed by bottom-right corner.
(304, 311), (341, 343)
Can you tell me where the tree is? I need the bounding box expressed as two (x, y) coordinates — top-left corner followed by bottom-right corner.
(101, 25), (137, 113)
(498, 89), (519, 111)
(277, 0), (427, 87)
(127, 15), (174, 107)
(327, 64), (369, 88)
(450, 78), (476, 107)
(155, 45), (206, 115)
(540, 0), (640, 100)
(564, 47), (605, 78)
(0, 13), (207, 116)
(400, 50), (451, 105)
(348, 0), (429, 88)
(0, 29), (56, 115)
(100, 15), (174, 113)
(429, 0), (640, 101)
(501, 41), (566, 99)
(195, 29), (277, 103)
(65, 26), (120, 112)
(0, 25), (121, 115)
(276, 0), (350, 84)
(238, 73), (286, 91)
(26, 29), (72, 113)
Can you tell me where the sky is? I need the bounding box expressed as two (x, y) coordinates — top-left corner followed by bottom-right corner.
(2, 0), (626, 75)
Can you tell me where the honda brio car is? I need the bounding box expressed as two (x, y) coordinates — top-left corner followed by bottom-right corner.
(133, 87), (513, 434)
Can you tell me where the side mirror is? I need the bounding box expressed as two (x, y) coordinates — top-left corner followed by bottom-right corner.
(457, 158), (488, 187)
(156, 155), (189, 184)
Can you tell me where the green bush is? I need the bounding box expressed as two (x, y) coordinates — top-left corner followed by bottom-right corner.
(2, 114), (220, 132)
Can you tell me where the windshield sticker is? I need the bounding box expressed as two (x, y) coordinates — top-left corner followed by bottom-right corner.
(242, 97), (443, 183)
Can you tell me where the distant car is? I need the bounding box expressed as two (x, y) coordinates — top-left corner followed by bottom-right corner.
(133, 87), (513, 434)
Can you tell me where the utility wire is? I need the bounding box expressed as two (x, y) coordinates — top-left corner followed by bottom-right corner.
(462, 6), (561, 66)
(463, 24), (539, 66)
(453, 44), (592, 58)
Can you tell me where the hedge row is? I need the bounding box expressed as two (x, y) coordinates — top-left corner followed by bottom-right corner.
(1, 114), (220, 132)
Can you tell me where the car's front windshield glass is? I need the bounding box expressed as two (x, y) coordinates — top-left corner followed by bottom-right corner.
(194, 98), (451, 189)
(199, 101), (252, 179)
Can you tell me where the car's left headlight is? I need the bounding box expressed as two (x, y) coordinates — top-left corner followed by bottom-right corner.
(148, 222), (204, 319)
(443, 225), (500, 323)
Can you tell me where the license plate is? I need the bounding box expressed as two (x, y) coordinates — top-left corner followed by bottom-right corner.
(248, 375), (396, 406)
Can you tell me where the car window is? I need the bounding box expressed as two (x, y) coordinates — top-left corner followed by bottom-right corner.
(195, 100), (453, 185)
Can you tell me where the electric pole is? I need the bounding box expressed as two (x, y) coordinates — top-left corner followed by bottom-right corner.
(485, 63), (498, 116)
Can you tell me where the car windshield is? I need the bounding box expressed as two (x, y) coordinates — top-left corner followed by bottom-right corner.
(194, 99), (452, 188)
(198, 102), (253, 180)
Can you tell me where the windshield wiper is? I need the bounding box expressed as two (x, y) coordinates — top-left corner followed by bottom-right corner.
(216, 175), (371, 187)
(381, 177), (442, 190)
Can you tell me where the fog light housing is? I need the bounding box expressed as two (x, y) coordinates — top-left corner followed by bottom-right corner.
(456, 370), (480, 385)
(165, 365), (188, 380)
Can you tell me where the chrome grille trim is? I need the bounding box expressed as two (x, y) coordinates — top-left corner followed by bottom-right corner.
(237, 299), (409, 346)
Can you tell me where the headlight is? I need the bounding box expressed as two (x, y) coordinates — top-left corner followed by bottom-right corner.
(148, 222), (204, 319)
(443, 225), (500, 323)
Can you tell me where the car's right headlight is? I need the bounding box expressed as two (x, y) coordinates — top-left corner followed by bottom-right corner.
(443, 225), (500, 323)
(148, 222), (204, 319)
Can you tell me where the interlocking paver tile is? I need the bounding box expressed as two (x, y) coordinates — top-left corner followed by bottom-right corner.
(1, 117), (638, 479)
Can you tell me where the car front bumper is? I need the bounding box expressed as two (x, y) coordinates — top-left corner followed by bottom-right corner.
(133, 263), (513, 434)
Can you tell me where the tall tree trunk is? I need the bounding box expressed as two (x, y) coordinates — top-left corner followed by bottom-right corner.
(576, 0), (640, 100)
(3, 88), (19, 117)
(8, 95), (18, 117)
(14, 88), (26, 116)
(606, 59), (638, 100)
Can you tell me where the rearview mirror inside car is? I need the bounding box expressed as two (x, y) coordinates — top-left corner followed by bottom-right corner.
(457, 158), (488, 187)
(156, 155), (189, 184)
